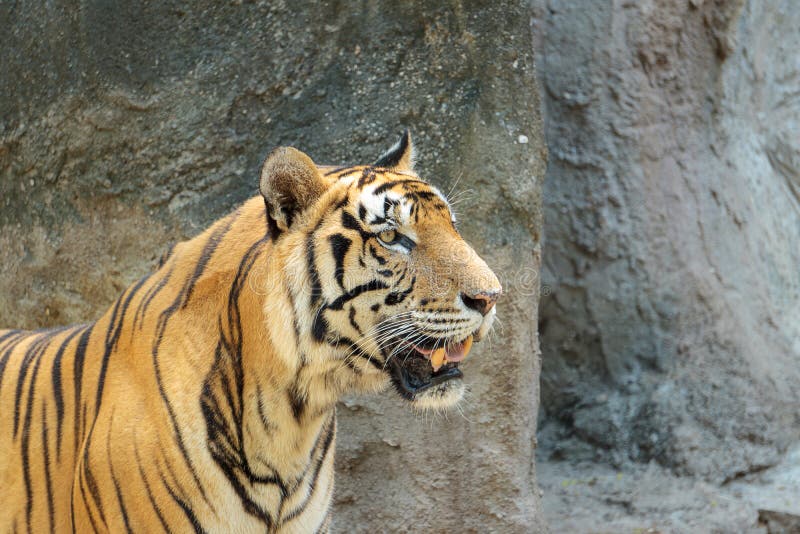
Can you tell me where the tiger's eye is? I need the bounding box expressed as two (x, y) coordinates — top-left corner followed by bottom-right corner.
(378, 229), (397, 244)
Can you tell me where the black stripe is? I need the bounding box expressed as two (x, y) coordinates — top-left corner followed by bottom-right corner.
(73, 325), (94, 455)
(312, 312), (329, 342)
(134, 437), (171, 531)
(182, 211), (239, 309)
(15, 330), (63, 438)
(412, 190), (439, 201)
(156, 457), (207, 534)
(396, 267), (409, 284)
(162, 452), (193, 504)
(255, 383), (273, 431)
(285, 285), (303, 361)
(307, 233), (323, 306)
(369, 244), (387, 265)
(384, 196), (401, 219)
(12, 333), (46, 437)
(21, 329), (62, 531)
(133, 279), (156, 330)
(341, 210), (368, 237)
(348, 306), (363, 336)
(91, 298), (124, 419)
(41, 402), (55, 533)
(299, 190), (348, 313)
(158, 242), (176, 267)
(384, 276), (416, 306)
(357, 167), (376, 187)
(323, 165), (354, 176)
(82, 417), (109, 530)
(372, 179), (426, 195)
(327, 279), (388, 311)
(107, 414), (133, 534)
(199, 406), (276, 525)
(134, 267), (173, 330)
(0, 329), (21, 346)
(288, 382), (305, 421)
(0, 332), (27, 393)
(96, 275), (149, 415)
(425, 317), (469, 324)
(374, 130), (411, 167)
(328, 233), (352, 289)
(52, 326), (86, 460)
(278, 410), (333, 509)
(335, 337), (381, 371)
(281, 414), (336, 523)
(78, 468), (102, 533)
(332, 194), (349, 212)
(0, 330), (26, 353)
(70, 488), (77, 534)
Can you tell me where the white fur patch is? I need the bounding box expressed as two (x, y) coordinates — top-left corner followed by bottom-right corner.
(412, 380), (466, 411)
(360, 188), (417, 235)
(475, 306), (496, 341)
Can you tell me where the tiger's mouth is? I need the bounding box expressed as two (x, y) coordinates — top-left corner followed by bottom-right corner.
(386, 334), (474, 400)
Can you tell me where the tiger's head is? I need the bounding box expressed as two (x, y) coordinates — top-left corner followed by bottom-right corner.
(260, 132), (501, 410)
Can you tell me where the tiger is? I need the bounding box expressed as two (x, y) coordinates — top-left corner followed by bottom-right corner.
(0, 131), (501, 533)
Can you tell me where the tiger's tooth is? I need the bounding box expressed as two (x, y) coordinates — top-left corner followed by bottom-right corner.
(431, 348), (446, 372)
(461, 335), (474, 359)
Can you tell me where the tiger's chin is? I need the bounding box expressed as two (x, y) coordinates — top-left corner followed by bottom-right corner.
(384, 333), (478, 410)
(409, 377), (466, 411)
(387, 354), (466, 410)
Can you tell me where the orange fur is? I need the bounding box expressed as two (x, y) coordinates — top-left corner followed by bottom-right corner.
(0, 135), (500, 532)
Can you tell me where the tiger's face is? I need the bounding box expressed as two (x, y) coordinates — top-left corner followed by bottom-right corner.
(261, 132), (501, 410)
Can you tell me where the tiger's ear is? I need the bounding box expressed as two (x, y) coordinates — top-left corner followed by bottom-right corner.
(374, 129), (415, 171)
(259, 147), (327, 232)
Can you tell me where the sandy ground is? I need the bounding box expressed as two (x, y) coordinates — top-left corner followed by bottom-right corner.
(538, 445), (800, 533)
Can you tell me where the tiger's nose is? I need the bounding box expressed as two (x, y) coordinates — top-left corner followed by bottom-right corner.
(461, 290), (500, 316)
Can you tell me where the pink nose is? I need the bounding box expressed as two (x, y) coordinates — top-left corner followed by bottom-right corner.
(461, 291), (500, 316)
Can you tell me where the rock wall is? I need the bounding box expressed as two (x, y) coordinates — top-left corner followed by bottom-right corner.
(534, 0), (800, 483)
(0, 1), (546, 531)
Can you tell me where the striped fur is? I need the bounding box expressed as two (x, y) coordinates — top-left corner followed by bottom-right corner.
(0, 133), (500, 532)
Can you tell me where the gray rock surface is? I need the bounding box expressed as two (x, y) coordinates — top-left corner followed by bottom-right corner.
(533, 0), (800, 485)
(540, 443), (800, 533)
(0, 1), (546, 531)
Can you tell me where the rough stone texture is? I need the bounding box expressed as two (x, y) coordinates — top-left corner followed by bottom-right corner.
(540, 443), (800, 532)
(758, 510), (800, 534)
(533, 0), (800, 486)
(0, 1), (546, 531)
